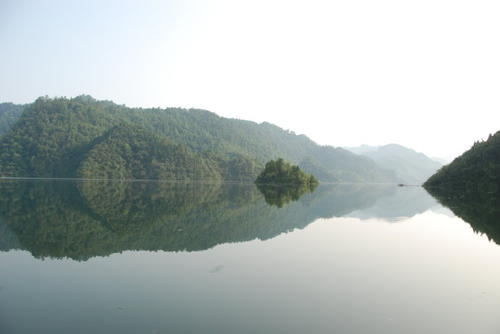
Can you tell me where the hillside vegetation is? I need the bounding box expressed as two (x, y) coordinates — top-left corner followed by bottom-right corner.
(424, 131), (500, 192)
(255, 158), (318, 185)
(77, 124), (220, 180)
(0, 96), (398, 182)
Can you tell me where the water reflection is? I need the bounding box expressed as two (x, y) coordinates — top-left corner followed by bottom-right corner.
(426, 187), (500, 244)
(256, 182), (318, 208)
(0, 180), (440, 260)
(349, 185), (440, 221)
(3, 181), (500, 334)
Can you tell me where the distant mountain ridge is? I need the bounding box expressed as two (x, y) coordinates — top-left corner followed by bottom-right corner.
(0, 96), (398, 182)
(345, 144), (442, 184)
(0, 103), (24, 136)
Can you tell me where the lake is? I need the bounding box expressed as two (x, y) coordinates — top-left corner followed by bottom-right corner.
(1, 179), (500, 334)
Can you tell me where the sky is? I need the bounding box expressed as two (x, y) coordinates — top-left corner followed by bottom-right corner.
(1, 0), (499, 160)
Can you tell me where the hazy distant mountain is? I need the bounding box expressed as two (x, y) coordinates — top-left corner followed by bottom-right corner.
(431, 157), (450, 165)
(424, 131), (500, 191)
(0, 103), (24, 136)
(345, 144), (379, 155)
(345, 144), (442, 184)
(0, 96), (398, 183)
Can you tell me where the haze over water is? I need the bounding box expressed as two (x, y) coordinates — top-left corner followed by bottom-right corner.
(1, 180), (500, 333)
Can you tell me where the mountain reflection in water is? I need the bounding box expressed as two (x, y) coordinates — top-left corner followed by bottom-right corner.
(425, 187), (500, 245)
(0, 180), (449, 261)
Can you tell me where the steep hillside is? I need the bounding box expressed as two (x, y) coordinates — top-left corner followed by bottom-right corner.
(424, 131), (500, 192)
(0, 96), (398, 182)
(346, 144), (441, 183)
(77, 125), (222, 180)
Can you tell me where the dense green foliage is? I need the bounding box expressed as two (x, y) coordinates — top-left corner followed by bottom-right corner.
(0, 96), (398, 182)
(77, 124), (220, 180)
(254, 158), (320, 208)
(424, 131), (500, 192)
(346, 144), (442, 184)
(255, 158), (318, 186)
(0, 103), (24, 136)
(423, 131), (500, 244)
(0, 97), (259, 180)
(0, 180), (432, 260)
(0, 97), (121, 177)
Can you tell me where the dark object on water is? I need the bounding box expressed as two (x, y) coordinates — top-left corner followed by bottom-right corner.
(398, 184), (405, 187)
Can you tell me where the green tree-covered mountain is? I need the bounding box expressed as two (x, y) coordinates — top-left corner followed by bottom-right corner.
(0, 96), (398, 182)
(424, 131), (500, 192)
(77, 124), (221, 180)
(423, 132), (500, 245)
(346, 144), (442, 184)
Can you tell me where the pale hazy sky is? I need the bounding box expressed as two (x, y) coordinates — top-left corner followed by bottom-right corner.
(1, 0), (499, 159)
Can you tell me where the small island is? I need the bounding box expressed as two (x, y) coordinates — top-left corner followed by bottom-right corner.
(255, 158), (319, 208)
(255, 158), (319, 186)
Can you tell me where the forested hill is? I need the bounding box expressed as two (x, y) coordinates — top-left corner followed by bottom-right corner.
(77, 124), (222, 180)
(0, 96), (398, 182)
(424, 131), (500, 192)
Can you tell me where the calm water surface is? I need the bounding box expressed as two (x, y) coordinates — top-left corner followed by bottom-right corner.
(1, 180), (500, 334)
